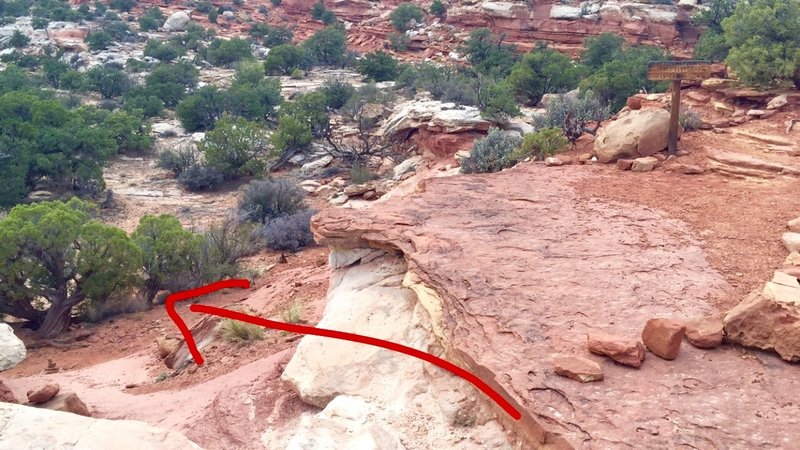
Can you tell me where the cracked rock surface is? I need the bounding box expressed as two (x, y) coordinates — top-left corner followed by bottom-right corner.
(312, 164), (800, 448)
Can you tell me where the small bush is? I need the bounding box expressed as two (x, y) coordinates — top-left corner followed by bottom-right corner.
(261, 209), (316, 252)
(511, 128), (568, 161)
(178, 164), (224, 191)
(321, 77), (356, 110)
(270, 0), (282, 6)
(220, 318), (264, 342)
(350, 164), (373, 184)
(431, 0), (446, 17)
(460, 128), (522, 174)
(282, 301), (302, 323)
(158, 145), (200, 176)
(238, 179), (307, 224)
(357, 51), (400, 82)
(390, 3), (424, 32)
(290, 68), (304, 79)
(680, 108), (702, 131)
(388, 32), (410, 51)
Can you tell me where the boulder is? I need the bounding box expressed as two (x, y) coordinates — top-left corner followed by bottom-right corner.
(27, 384), (60, 404)
(151, 123), (184, 137)
(631, 156), (659, 172)
(783, 232), (800, 253)
(766, 94), (788, 110)
(685, 91), (710, 103)
(685, 317), (724, 349)
(0, 323), (25, 372)
(156, 337), (181, 359)
(40, 392), (91, 417)
(550, 5), (583, 19)
(301, 155), (334, 173)
(380, 100), (493, 140)
(0, 380), (16, 403)
(594, 109), (671, 163)
(0, 403), (201, 449)
(393, 156), (422, 180)
(641, 318), (686, 360)
(544, 157), (563, 167)
(788, 217), (800, 233)
(553, 355), (604, 383)
(587, 333), (645, 367)
(616, 159), (634, 171)
(163, 11), (191, 32)
(724, 272), (800, 362)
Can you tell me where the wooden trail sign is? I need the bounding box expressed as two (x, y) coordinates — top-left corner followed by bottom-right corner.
(647, 60), (712, 155)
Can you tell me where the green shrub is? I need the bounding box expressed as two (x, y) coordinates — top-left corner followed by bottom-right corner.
(200, 114), (269, 179)
(270, 0), (282, 5)
(176, 86), (227, 131)
(390, 3), (424, 32)
(158, 144), (200, 176)
(581, 33), (623, 71)
(507, 44), (584, 106)
(579, 45), (668, 111)
(226, 77), (284, 122)
(303, 25), (348, 67)
(388, 32), (410, 51)
(694, 29), (729, 62)
(264, 44), (310, 75)
(723, 0), (800, 88)
(9, 30), (29, 48)
(238, 179), (307, 224)
(139, 7), (164, 31)
(477, 79), (520, 121)
(460, 128), (522, 174)
(220, 318), (264, 342)
(261, 209), (316, 252)
(208, 9), (218, 23)
(178, 164), (224, 191)
(311, 1), (326, 20)
(271, 115), (313, 158)
(511, 128), (568, 161)
(322, 77), (356, 110)
(349, 164), (373, 184)
(321, 10), (336, 24)
(357, 51), (400, 82)
(109, 0), (135, 12)
(431, 0), (446, 17)
(87, 65), (132, 99)
(461, 28), (518, 77)
(123, 88), (164, 118)
(206, 38), (252, 67)
(86, 31), (113, 51)
(532, 91), (610, 143)
(290, 68), (304, 79)
(145, 61), (199, 108)
(195, 1), (214, 13)
(144, 39), (186, 62)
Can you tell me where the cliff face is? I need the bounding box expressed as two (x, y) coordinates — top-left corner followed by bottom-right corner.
(131, 0), (700, 58)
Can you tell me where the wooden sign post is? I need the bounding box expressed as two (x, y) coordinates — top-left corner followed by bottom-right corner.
(647, 61), (712, 155)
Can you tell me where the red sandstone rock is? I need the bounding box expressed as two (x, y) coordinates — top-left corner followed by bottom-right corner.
(553, 356), (603, 383)
(685, 317), (724, 349)
(686, 91), (710, 103)
(587, 333), (645, 367)
(626, 96), (642, 110)
(26, 384), (60, 404)
(0, 380), (16, 403)
(642, 318), (686, 360)
(616, 159), (634, 171)
(42, 393), (91, 417)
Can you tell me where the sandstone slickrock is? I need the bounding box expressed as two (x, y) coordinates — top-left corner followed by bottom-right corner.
(311, 164), (792, 448)
(0, 323), (25, 371)
(587, 333), (645, 367)
(673, 163), (705, 175)
(26, 384), (60, 404)
(701, 78), (739, 91)
(0, 402), (202, 449)
(594, 109), (671, 163)
(553, 355), (603, 382)
(724, 272), (800, 362)
(685, 317), (724, 349)
(642, 318), (686, 360)
(163, 11), (192, 32)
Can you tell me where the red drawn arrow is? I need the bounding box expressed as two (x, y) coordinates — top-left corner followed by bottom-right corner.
(165, 279), (522, 421)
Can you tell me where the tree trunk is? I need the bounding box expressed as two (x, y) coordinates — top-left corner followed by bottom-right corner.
(36, 300), (75, 339)
(1, 297), (46, 325)
(144, 281), (159, 310)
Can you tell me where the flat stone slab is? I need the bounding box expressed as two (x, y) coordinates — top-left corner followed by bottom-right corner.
(313, 164), (800, 448)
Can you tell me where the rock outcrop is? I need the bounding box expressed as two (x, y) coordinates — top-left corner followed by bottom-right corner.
(164, 11), (192, 32)
(0, 403), (202, 449)
(0, 323), (25, 372)
(594, 108), (672, 163)
(279, 249), (516, 448)
(724, 272), (800, 362)
(310, 164), (800, 447)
